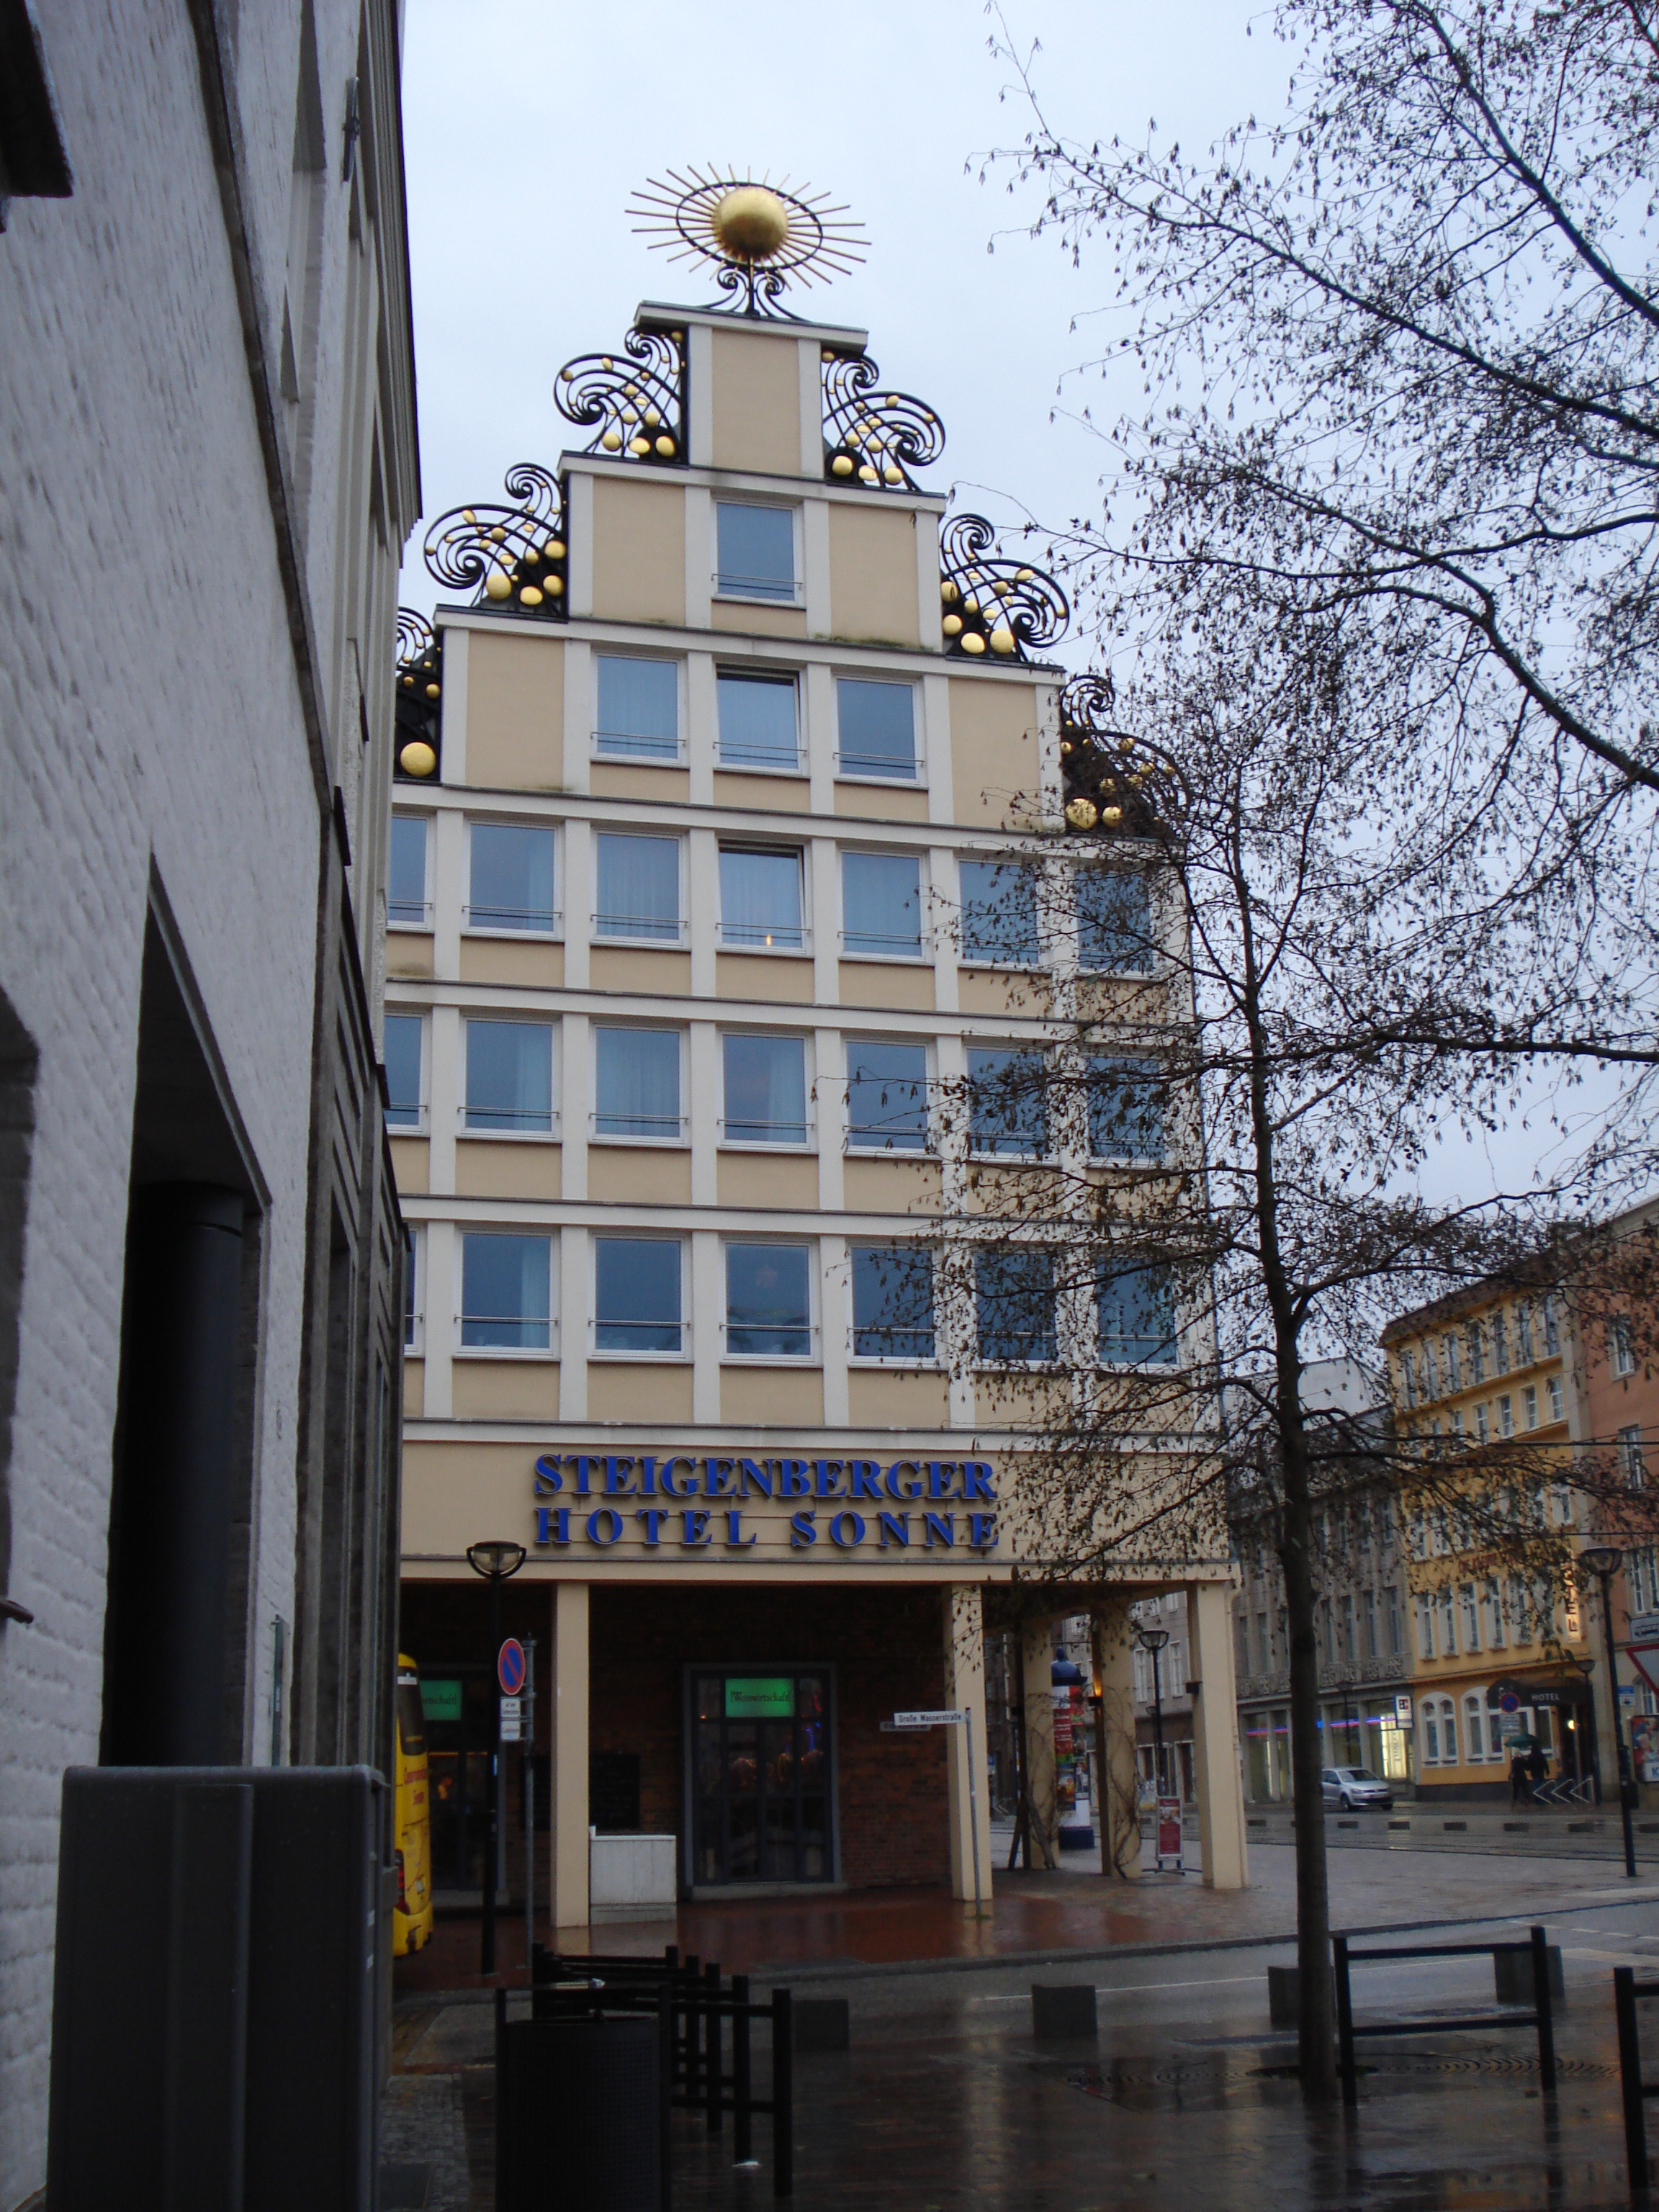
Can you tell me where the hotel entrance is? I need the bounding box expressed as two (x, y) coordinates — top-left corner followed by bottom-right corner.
(687, 1669), (833, 1888)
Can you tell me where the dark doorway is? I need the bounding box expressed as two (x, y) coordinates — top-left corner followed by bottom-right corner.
(418, 1662), (493, 1893)
(688, 1669), (832, 1885)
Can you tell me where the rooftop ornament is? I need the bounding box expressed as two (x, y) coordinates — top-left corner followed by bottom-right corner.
(821, 351), (944, 492)
(938, 514), (1069, 664)
(394, 611), (441, 781)
(627, 166), (866, 319)
(1058, 674), (1163, 837)
(421, 462), (567, 621)
(555, 323), (685, 464)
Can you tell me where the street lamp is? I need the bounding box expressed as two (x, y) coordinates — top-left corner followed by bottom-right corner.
(1135, 1623), (1170, 1800)
(467, 1539), (526, 1972)
(1579, 1544), (1637, 1880)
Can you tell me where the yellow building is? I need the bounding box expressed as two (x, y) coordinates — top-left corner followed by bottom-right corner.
(384, 180), (1244, 1923)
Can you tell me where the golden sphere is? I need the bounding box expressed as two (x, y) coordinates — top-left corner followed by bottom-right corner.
(989, 626), (1016, 655)
(961, 631), (986, 655)
(1066, 796), (1098, 830)
(484, 570), (512, 601)
(546, 539), (565, 559)
(629, 436), (651, 457)
(1100, 804), (1123, 827)
(831, 454), (854, 477)
(711, 184), (791, 261)
(644, 407), (661, 428)
(858, 464), (878, 483)
(601, 429), (622, 451)
(942, 613), (963, 637)
(424, 682), (441, 701)
(941, 581), (959, 603)
(883, 463), (902, 485)
(655, 434), (676, 457)
(400, 739), (437, 778)
(545, 575), (565, 596)
(520, 585), (544, 607)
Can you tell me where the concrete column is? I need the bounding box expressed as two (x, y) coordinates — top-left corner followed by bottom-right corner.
(550, 1579), (590, 1930)
(943, 1586), (994, 1908)
(1020, 1615), (1058, 1870)
(1186, 1578), (1249, 1890)
(1090, 1604), (1141, 1880)
(819, 1231), (849, 1428)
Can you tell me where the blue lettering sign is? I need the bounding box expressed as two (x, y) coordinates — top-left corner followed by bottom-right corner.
(535, 1506), (571, 1545)
(739, 1457), (773, 1498)
(777, 1459), (812, 1498)
(924, 1512), (955, 1548)
(706, 1457), (739, 1498)
(968, 1512), (997, 1550)
(638, 1455), (657, 1496)
(681, 1509), (712, 1547)
(925, 1461), (956, 1499)
(661, 1455), (698, 1498)
(813, 1458), (845, 1498)
(604, 1455), (635, 1496)
(961, 1461), (997, 1501)
(829, 1510), (866, 1549)
(878, 1511), (909, 1548)
(724, 1510), (757, 1549)
(848, 1460), (882, 1501)
(790, 1510), (817, 1548)
(884, 1460), (922, 1501)
(636, 1508), (667, 1546)
(534, 1454), (562, 1495)
(585, 1507), (624, 1545)
(570, 1455), (600, 1497)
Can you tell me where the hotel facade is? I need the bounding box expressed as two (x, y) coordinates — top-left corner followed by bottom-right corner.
(387, 218), (1245, 1920)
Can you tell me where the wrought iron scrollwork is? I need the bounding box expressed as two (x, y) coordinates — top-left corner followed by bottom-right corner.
(1058, 673), (1158, 837)
(554, 325), (685, 463)
(421, 463), (568, 619)
(821, 351), (945, 490)
(394, 611), (443, 781)
(937, 515), (1069, 663)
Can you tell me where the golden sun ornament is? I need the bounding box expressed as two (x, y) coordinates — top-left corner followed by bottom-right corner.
(627, 166), (866, 315)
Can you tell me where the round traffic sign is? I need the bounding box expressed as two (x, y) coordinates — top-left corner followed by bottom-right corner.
(498, 1637), (526, 1696)
(1499, 1691), (1520, 1714)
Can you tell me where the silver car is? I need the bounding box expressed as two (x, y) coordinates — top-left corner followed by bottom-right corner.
(1321, 1765), (1393, 1810)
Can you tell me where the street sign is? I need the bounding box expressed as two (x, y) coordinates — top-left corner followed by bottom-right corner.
(892, 1709), (966, 1727)
(498, 1638), (526, 1696)
(1499, 1691), (1520, 1714)
(1630, 1613), (1659, 1645)
(500, 1696), (522, 1720)
(1394, 1694), (1413, 1723)
(1156, 1797), (1183, 1869)
(500, 1714), (522, 1741)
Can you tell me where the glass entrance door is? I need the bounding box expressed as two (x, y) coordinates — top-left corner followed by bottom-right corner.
(691, 1671), (831, 1884)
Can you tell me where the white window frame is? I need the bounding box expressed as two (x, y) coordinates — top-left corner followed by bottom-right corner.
(717, 1028), (815, 1151)
(972, 1241), (1062, 1371)
(1081, 1050), (1166, 1167)
(383, 1008), (428, 1136)
(591, 651), (686, 765)
(1464, 1692), (1488, 1763)
(711, 499), (804, 610)
(832, 672), (925, 787)
(958, 853), (1046, 974)
(462, 817), (562, 939)
(846, 1240), (942, 1369)
(838, 846), (930, 963)
(714, 663), (806, 778)
(458, 1015), (559, 1142)
(719, 1236), (820, 1364)
(843, 1034), (934, 1156)
(965, 1041), (1048, 1162)
(1547, 1374), (1565, 1422)
(404, 1226), (423, 1356)
(589, 1023), (688, 1146)
(590, 827), (688, 948)
(454, 1226), (559, 1359)
(716, 841), (811, 953)
(1073, 860), (1158, 979)
(388, 811), (433, 932)
(589, 1232), (691, 1362)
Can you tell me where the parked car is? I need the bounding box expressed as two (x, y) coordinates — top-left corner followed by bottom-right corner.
(1321, 1765), (1393, 1810)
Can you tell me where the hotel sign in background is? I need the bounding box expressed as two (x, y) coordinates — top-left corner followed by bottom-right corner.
(531, 1450), (1001, 1557)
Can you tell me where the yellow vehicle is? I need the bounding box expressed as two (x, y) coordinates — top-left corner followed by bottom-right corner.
(392, 1655), (434, 1956)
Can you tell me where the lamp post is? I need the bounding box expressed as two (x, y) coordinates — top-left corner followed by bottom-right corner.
(1135, 1624), (1170, 1799)
(1581, 1545), (1637, 1879)
(467, 1539), (526, 1972)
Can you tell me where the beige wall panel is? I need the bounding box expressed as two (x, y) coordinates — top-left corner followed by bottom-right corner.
(466, 631), (565, 789)
(588, 1146), (693, 1204)
(458, 937), (565, 989)
(588, 1362), (695, 1425)
(1074, 975), (1166, 1024)
(403, 1360), (424, 1419)
(450, 1360), (562, 1421)
(841, 1156), (943, 1215)
(977, 1375), (1073, 1432)
(948, 675), (1042, 828)
(827, 504), (920, 647)
(710, 326), (804, 476)
(590, 763), (691, 804)
(709, 603), (808, 639)
(721, 1364), (824, 1426)
(454, 1139), (562, 1200)
(591, 477), (687, 626)
(589, 947), (693, 994)
(717, 1151), (821, 1209)
(848, 1369), (950, 1428)
(957, 969), (1055, 1018)
(837, 961), (935, 1012)
(389, 1136), (429, 1195)
(833, 784), (930, 822)
(711, 772), (810, 813)
(716, 953), (814, 1004)
(387, 935), (434, 979)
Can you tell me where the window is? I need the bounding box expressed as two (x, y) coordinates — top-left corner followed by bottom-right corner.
(1465, 1694), (1486, 1762)
(716, 503), (796, 602)
(389, 815), (429, 927)
(1612, 1317), (1637, 1377)
(1438, 1588), (1457, 1655)
(595, 831), (680, 942)
(719, 846), (804, 950)
(1523, 1383), (1538, 1431)
(836, 678), (917, 780)
(1467, 1323), (1486, 1385)
(1517, 1302), (1535, 1363)
(1401, 1354), (1416, 1410)
(1442, 1332), (1462, 1390)
(1386, 1587), (1402, 1654)
(1097, 1264), (1177, 1366)
(1460, 1583), (1480, 1651)
(1485, 1579), (1506, 1648)
(593, 1027), (681, 1141)
(404, 1227), (419, 1352)
(1076, 868), (1154, 974)
(1424, 1340), (1439, 1398)
(966, 1047), (1046, 1157)
(594, 1237), (683, 1354)
(464, 1020), (553, 1133)
(1622, 1423), (1647, 1488)
(1414, 1594), (1434, 1658)
(595, 656), (679, 760)
(468, 822), (556, 934)
(1364, 1591), (1378, 1660)
(716, 671), (799, 771)
(460, 1231), (551, 1350)
(1547, 1375), (1564, 1422)
(725, 1242), (812, 1357)
(1544, 1296), (1560, 1356)
(1498, 1393), (1514, 1438)
(850, 1245), (936, 1362)
(1492, 1310), (1509, 1373)
(961, 860), (1040, 967)
(722, 1033), (808, 1145)
(383, 1012), (423, 1130)
(1086, 1058), (1164, 1160)
(845, 1040), (929, 1151)
(841, 850), (922, 958)
(1475, 1401), (1489, 1443)
(975, 1246), (1057, 1364)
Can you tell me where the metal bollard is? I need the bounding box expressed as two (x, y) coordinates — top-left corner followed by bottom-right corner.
(1530, 1924), (1557, 2094)
(1617, 1967), (1651, 2203)
(772, 1987), (793, 2199)
(706, 1961), (723, 2135)
(732, 1973), (756, 2168)
(1333, 1935), (1357, 2108)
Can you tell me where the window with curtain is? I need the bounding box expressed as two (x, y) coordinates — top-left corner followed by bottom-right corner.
(1097, 1265), (1177, 1365)
(975, 1246), (1056, 1364)
(725, 1243), (812, 1357)
(593, 1027), (680, 1140)
(468, 822), (556, 932)
(716, 672), (799, 770)
(461, 1232), (551, 1349)
(383, 1013), (423, 1129)
(1076, 868), (1154, 973)
(716, 503), (796, 601)
(845, 1040), (929, 1151)
(966, 1047), (1046, 1156)
(850, 1245), (936, 1361)
(1465, 1696), (1486, 1761)
(1086, 1057), (1164, 1159)
(719, 847), (804, 948)
(1622, 1423), (1647, 1486)
(594, 832), (680, 940)
(836, 678), (916, 778)
(1439, 1699), (1459, 1764)
(722, 1033), (807, 1143)
(841, 851), (922, 958)
(595, 656), (679, 758)
(389, 814), (428, 926)
(464, 1020), (553, 1132)
(594, 1237), (683, 1353)
(960, 860), (1040, 966)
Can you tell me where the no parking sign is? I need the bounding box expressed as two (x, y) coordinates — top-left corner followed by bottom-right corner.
(498, 1637), (526, 1696)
